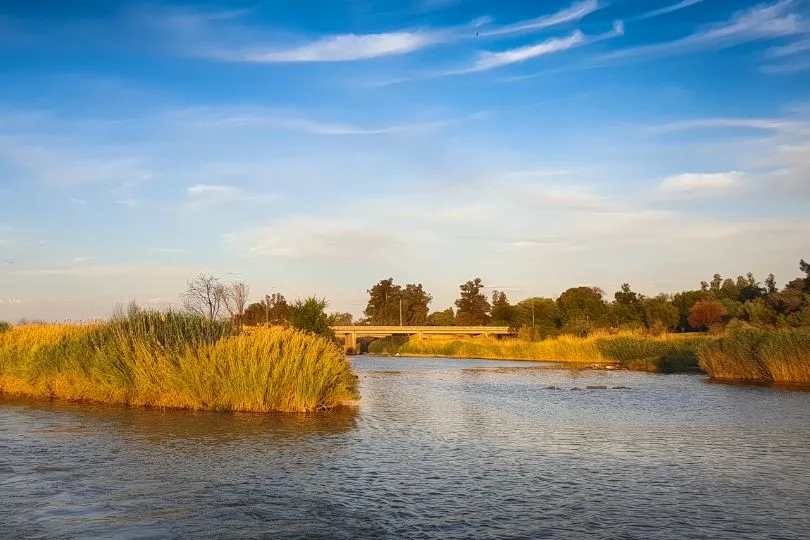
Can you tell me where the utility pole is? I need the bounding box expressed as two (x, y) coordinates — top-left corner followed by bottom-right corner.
(265, 294), (270, 326)
(532, 299), (535, 328)
(399, 297), (403, 327)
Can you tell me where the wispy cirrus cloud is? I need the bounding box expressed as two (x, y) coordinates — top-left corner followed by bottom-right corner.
(650, 117), (798, 133)
(206, 31), (442, 63)
(478, 0), (600, 38)
(631, 0), (703, 22)
(167, 106), (485, 135)
(601, 1), (802, 61)
(140, 1), (604, 64)
(432, 21), (623, 77)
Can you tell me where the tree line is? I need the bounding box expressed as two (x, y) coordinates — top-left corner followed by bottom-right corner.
(181, 258), (810, 338)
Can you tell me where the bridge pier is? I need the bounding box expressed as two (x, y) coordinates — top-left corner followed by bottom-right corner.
(342, 331), (359, 355)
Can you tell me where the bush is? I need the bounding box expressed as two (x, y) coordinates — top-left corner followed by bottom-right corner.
(0, 321), (9, 334)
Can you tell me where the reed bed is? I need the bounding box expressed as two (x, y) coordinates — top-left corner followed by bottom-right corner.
(0, 312), (357, 412)
(397, 330), (710, 372)
(699, 325), (810, 384)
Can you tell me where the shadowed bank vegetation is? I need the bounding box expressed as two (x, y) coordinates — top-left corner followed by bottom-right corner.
(397, 331), (710, 373)
(0, 311), (357, 412)
(699, 323), (810, 384)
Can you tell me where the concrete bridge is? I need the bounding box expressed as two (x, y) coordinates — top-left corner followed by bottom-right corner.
(330, 326), (513, 354)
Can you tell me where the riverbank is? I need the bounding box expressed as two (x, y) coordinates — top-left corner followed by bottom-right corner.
(0, 312), (357, 413)
(393, 331), (710, 373)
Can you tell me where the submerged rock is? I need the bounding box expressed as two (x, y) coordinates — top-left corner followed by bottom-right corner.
(545, 386), (558, 390)
(571, 387), (583, 391)
(612, 386), (631, 390)
(586, 385), (608, 390)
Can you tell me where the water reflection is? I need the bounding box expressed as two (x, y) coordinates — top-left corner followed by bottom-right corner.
(0, 395), (359, 447)
(2, 359), (810, 539)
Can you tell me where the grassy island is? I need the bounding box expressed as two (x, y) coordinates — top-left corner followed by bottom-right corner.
(390, 331), (711, 373)
(0, 311), (357, 413)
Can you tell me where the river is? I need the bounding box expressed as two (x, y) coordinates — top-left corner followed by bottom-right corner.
(2, 357), (809, 539)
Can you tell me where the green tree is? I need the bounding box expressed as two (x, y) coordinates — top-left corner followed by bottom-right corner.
(289, 297), (333, 338)
(364, 279), (433, 325)
(557, 286), (607, 330)
(364, 278), (401, 325)
(611, 283), (644, 327)
(490, 290), (518, 327)
(642, 294), (679, 331)
(327, 312), (353, 326)
(800, 259), (810, 292)
(427, 308), (455, 326)
(765, 273), (778, 295)
(454, 278), (490, 325)
(515, 297), (561, 339)
(401, 283), (433, 325)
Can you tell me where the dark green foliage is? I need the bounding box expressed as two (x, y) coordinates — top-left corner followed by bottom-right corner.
(454, 278), (490, 325)
(327, 312), (353, 326)
(490, 290), (519, 327)
(515, 298), (561, 335)
(427, 308), (455, 326)
(557, 287), (606, 335)
(0, 322), (9, 333)
(241, 293), (290, 326)
(364, 279), (433, 325)
(367, 335), (409, 354)
(289, 297), (333, 338)
(595, 336), (703, 373)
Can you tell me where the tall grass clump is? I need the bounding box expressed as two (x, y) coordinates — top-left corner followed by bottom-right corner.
(699, 323), (810, 384)
(0, 311), (357, 412)
(0, 321), (9, 333)
(398, 330), (711, 373)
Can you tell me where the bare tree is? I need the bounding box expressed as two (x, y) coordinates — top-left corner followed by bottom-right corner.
(220, 281), (250, 326)
(181, 273), (223, 321)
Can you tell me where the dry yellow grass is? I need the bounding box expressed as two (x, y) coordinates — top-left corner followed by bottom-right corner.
(398, 329), (709, 372)
(0, 317), (357, 413)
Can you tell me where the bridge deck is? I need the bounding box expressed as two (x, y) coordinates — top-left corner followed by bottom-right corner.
(330, 326), (513, 354)
(330, 325), (512, 335)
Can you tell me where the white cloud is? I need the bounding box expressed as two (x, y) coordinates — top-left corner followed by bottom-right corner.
(479, 0), (600, 38)
(632, 0), (703, 22)
(602, 1), (801, 61)
(113, 199), (138, 208)
(238, 217), (402, 259)
(659, 171), (744, 196)
(166, 106), (474, 136)
(187, 183), (239, 196)
(0, 298), (23, 305)
(205, 31), (439, 63)
(472, 31), (587, 71)
(651, 117), (796, 132)
(766, 37), (810, 57)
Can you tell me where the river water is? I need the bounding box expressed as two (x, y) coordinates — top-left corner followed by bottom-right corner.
(2, 357), (809, 539)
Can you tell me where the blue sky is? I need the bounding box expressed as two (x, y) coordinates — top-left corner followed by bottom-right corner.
(1, 0), (809, 321)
